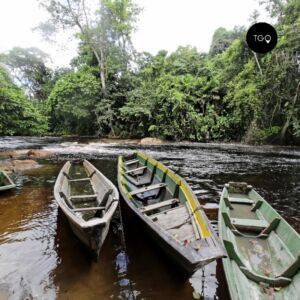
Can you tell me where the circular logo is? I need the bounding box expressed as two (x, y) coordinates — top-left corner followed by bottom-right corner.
(246, 22), (277, 53)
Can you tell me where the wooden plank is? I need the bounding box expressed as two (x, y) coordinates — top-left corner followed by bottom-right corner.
(140, 198), (179, 213)
(168, 223), (196, 243)
(125, 166), (147, 174)
(231, 218), (269, 230)
(129, 183), (166, 196)
(229, 197), (254, 204)
(151, 206), (189, 230)
(72, 206), (105, 212)
(69, 178), (90, 182)
(125, 159), (139, 166)
(70, 194), (97, 199)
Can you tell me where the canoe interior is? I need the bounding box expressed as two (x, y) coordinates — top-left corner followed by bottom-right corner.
(54, 160), (119, 257)
(118, 151), (225, 272)
(219, 182), (300, 299)
(57, 160), (118, 224)
(0, 171), (16, 191)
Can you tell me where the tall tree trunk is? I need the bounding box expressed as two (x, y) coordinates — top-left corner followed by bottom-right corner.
(99, 48), (106, 92)
(92, 47), (106, 92)
(73, 0), (106, 92)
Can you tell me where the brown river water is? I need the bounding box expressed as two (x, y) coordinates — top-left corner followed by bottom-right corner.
(0, 137), (300, 300)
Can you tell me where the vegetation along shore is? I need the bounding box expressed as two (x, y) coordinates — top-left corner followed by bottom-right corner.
(0, 0), (299, 145)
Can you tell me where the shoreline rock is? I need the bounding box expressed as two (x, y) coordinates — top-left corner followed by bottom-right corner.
(0, 149), (52, 159)
(0, 159), (41, 172)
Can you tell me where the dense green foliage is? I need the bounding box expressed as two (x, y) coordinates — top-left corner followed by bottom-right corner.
(47, 70), (100, 135)
(0, 66), (48, 135)
(0, 0), (299, 144)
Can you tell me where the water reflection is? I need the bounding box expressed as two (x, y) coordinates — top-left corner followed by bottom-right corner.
(0, 166), (59, 300)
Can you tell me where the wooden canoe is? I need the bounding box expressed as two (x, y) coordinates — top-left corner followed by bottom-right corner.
(118, 151), (225, 275)
(219, 182), (300, 300)
(54, 160), (119, 257)
(0, 171), (16, 191)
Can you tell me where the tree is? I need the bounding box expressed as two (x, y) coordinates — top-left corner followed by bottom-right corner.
(37, 0), (140, 93)
(0, 47), (52, 100)
(0, 65), (48, 135)
(46, 69), (100, 135)
(209, 26), (245, 56)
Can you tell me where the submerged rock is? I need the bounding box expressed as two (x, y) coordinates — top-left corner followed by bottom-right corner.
(139, 137), (165, 145)
(27, 149), (52, 158)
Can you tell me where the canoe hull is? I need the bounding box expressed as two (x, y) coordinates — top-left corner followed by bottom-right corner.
(219, 182), (300, 300)
(120, 188), (215, 275)
(54, 160), (119, 258)
(118, 152), (225, 276)
(67, 216), (110, 257)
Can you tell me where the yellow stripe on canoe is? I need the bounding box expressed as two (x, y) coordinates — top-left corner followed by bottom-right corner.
(118, 157), (132, 198)
(180, 183), (211, 238)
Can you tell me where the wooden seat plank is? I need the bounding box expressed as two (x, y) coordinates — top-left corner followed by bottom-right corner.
(125, 166), (147, 174)
(229, 197), (254, 204)
(231, 218), (269, 230)
(69, 178), (90, 182)
(129, 183), (166, 196)
(73, 206), (105, 212)
(125, 159), (139, 166)
(70, 194), (97, 199)
(140, 198), (179, 213)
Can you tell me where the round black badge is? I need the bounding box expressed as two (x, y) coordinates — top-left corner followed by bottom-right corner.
(246, 22), (277, 53)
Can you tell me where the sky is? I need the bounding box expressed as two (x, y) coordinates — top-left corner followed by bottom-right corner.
(0, 0), (270, 68)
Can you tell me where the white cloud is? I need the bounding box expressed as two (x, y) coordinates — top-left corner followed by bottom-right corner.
(0, 0), (77, 67)
(0, 0), (270, 67)
(132, 0), (270, 55)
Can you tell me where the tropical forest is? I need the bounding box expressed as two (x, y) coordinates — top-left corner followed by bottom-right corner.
(0, 0), (300, 145)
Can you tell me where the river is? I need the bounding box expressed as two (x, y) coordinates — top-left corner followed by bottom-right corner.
(0, 137), (299, 299)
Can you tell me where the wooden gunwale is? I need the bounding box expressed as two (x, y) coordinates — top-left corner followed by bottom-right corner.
(0, 171), (16, 191)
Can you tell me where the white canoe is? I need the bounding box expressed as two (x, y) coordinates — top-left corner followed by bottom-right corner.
(54, 160), (119, 257)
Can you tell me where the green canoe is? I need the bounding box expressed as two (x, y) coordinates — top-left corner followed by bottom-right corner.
(0, 170), (16, 191)
(118, 151), (225, 275)
(219, 182), (300, 300)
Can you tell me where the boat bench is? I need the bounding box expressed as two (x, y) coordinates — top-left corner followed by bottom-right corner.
(222, 212), (281, 236)
(70, 194), (98, 200)
(72, 206), (105, 212)
(125, 166), (147, 174)
(231, 218), (269, 231)
(69, 178), (90, 182)
(129, 183), (166, 197)
(140, 198), (179, 213)
(63, 170), (96, 181)
(125, 159), (139, 166)
(228, 197), (254, 204)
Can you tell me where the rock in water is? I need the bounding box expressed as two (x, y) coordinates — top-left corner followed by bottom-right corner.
(139, 137), (164, 145)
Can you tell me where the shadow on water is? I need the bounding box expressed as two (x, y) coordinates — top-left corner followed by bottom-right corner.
(1, 138), (300, 299)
